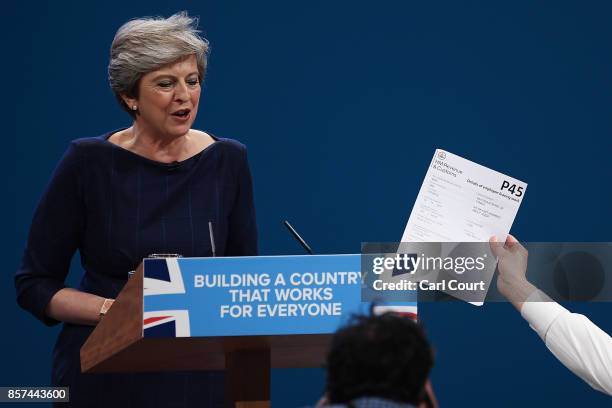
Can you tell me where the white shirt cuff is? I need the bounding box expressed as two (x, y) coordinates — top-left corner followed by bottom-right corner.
(520, 289), (569, 341)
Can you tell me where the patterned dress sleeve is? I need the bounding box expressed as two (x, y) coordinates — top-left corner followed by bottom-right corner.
(15, 142), (85, 326)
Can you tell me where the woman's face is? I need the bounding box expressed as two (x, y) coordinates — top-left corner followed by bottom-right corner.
(129, 54), (201, 138)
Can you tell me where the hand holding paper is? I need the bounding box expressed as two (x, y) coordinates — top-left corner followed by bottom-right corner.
(398, 149), (528, 305)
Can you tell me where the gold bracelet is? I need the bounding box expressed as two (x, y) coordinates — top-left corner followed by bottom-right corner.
(98, 298), (115, 320)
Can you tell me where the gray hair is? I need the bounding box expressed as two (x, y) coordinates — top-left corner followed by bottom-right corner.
(108, 11), (210, 118)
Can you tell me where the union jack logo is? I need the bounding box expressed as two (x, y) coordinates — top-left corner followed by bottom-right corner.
(143, 258), (191, 337)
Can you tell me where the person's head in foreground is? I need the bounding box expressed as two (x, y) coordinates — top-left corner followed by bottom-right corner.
(323, 312), (434, 407)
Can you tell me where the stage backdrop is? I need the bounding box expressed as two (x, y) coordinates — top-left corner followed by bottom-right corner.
(5, 1), (612, 407)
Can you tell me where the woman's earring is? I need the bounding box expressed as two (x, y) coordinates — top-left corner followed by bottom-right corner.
(132, 105), (138, 111)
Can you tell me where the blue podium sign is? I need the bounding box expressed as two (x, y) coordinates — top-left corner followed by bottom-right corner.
(142, 255), (417, 338)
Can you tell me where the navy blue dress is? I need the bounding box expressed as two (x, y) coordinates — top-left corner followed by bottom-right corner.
(15, 130), (258, 407)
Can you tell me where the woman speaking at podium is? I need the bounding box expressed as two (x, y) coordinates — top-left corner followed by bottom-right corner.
(15, 12), (257, 406)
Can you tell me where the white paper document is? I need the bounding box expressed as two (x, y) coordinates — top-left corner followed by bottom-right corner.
(402, 149), (527, 243)
(398, 149), (527, 306)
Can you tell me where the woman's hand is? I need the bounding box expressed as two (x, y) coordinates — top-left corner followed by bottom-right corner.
(45, 288), (110, 326)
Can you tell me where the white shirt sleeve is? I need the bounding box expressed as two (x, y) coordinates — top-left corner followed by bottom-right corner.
(521, 290), (612, 395)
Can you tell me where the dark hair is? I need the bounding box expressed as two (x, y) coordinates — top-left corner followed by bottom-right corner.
(325, 312), (434, 405)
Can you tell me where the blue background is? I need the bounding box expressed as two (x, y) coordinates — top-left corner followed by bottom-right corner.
(5, 1), (612, 406)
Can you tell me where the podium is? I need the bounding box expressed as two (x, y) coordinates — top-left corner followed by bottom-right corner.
(80, 255), (417, 407)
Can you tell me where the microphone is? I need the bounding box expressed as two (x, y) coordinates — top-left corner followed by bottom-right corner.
(283, 220), (314, 255)
(208, 221), (216, 257)
(165, 161), (183, 171)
